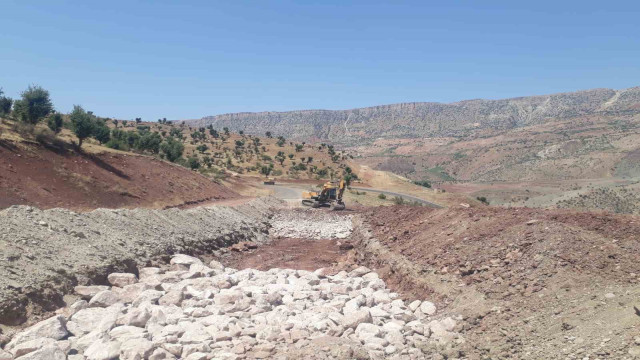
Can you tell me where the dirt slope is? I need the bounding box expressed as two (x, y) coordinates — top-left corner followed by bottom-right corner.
(0, 141), (237, 211)
(353, 205), (640, 359)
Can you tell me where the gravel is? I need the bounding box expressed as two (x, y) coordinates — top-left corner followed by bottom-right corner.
(270, 211), (353, 239)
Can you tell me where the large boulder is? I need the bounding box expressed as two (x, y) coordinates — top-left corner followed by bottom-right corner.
(119, 338), (155, 359)
(89, 290), (120, 308)
(12, 344), (65, 360)
(419, 301), (437, 316)
(83, 337), (121, 360)
(343, 310), (373, 329)
(6, 315), (68, 350)
(107, 273), (138, 288)
(10, 337), (56, 357)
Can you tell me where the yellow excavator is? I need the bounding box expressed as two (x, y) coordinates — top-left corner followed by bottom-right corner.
(302, 179), (346, 210)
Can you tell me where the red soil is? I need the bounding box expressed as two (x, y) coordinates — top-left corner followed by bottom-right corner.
(0, 142), (237, 211)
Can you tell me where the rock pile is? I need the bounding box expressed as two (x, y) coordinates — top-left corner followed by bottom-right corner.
(0, 198), (278, 325)
(270, 211), (353, 239)
(3, 255), (462, 359)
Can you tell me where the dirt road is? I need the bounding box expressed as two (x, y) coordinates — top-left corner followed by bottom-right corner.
(350, 186), (443, 208)
(263, 183), (443, 208)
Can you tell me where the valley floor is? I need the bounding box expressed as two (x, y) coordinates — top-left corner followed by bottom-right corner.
(2, 201), (640, 359)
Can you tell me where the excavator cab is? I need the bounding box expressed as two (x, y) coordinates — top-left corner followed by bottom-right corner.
(302, 179), (346, 210)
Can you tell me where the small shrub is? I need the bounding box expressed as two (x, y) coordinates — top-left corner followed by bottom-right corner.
(392, 196), (405, 205)
(414, 180), (431, 188)
(378, 193), (387, 200)
(34, 127), (56, 144)
(188, 157), (201, 170)
(105, 138), (129, 151)
(47, 113), (64, 134)
(12, 122), (35, 137)
(477, 196), (489, 205)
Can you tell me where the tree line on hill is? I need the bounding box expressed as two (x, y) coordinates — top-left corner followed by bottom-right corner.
(0, 85), (358, 182)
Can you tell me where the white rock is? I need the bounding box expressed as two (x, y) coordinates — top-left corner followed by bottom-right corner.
(122, 307), (151, 327)
(371, 291), (392, 305)
(133, 290), (165, 306)
(362, 272), (380, 281)
(382, 321), (404, 333)
(184, 353), (208, 360)
(75, 285), (110, 299)
(119, 338), (155, 359)
(67, 308), (107, 337)
(139, 267), (162, 279)
(370, 307), (390, 318)
(84, 337), (121, 360)
(408, 300), (421, 312)
(385, 345), (397, 355)
(117, 283), (156, 303)
(419, 301), (436, 315)
(161, 343), (183, 357)
(69, 300), (89, 315)
(10, 337), (56, 357)
(440, 317), (456, 331)
(349, 266), (371, 277)
(209, 259), (225, 271)
(158, 290), (183, 306)
(107, 273), (138, 287)
(89, 290), (120, 308)
(170, 254), (202, 266)
(0, 350), (11, 360)
(12, 344), (65, 360)
(343, 295), (365, 314)
(179, 323), (211, 344)
(149, 347), (176, 360)
(7, 315), (68, 350)
(109, 326), (147, 341)
(355, 323), (382, 341)
(188, 263), (216, 278)
(342, 310), (373, 329)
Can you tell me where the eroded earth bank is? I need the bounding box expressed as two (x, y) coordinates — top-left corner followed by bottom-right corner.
(2, 203), (640, 359)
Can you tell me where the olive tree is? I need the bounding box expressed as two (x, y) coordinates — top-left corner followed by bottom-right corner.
(70, 105), (94, 148)
(13, 85), (53, 124)
(160, 137), (184, 162)
(0, 88), (12, 116)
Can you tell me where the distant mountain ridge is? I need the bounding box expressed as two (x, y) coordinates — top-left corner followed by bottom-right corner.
(190, 86), (640, 143)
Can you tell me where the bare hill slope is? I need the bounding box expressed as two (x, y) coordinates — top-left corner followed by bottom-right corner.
(0, 129), (237, 211)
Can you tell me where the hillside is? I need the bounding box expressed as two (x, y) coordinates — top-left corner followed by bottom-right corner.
(106, 120), (356, 182)
(0, 119), (237, 211)
(352, 112), (640, 211)
(190, 86), (640, 214)
(192, 86), (640, 143)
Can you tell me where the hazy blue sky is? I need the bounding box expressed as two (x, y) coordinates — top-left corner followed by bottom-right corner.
(1, 1), (639, 120)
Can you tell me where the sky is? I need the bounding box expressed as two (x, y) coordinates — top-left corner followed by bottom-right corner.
(1, 0), (639, 121)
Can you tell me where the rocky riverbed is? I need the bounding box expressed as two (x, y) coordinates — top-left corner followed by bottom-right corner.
(2, 254), (462, 360)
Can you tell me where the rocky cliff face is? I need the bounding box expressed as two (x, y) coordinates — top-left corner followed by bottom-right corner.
(191, 87), (640, 143)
